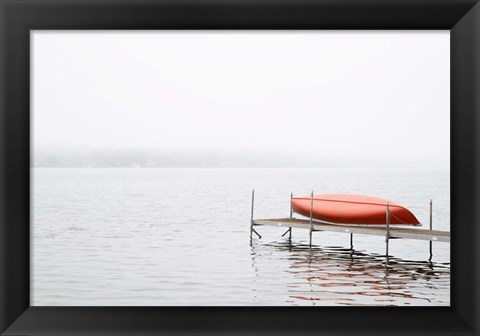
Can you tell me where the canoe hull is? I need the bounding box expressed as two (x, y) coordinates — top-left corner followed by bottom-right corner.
(291, 194), (420, 226)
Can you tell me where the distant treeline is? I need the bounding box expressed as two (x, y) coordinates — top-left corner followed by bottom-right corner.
(33, 148), (443, 169)
(33, 149), (351, 168)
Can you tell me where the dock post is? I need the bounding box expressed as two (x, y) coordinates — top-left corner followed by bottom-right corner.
(385, 201), (390, 261)
(250, 189), (255, 240)
(350, 233), (353, 250)
(289, 192), (293, 240)
(290, 192), (293, 219)
(309, 191), (314, 247)
(429, 199), (433, 260)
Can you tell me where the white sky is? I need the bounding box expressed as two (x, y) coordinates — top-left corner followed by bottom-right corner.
(32, 31), (450, 168)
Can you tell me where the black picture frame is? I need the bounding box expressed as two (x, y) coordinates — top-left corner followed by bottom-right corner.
(1, 0), (478, 335)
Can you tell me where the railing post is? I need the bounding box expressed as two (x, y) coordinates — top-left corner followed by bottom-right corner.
(309, 191), (314, 247)
(385, 201), (390, 261)
(250, 189), (255, 240)
(429, 199), (433, 259)
(290, 192), (293, 219)
(289, 192), (293, 240)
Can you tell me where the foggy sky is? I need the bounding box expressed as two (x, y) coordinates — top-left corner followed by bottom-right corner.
(32, 31), (449, 168)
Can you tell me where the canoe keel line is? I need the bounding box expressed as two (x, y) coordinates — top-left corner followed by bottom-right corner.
(249, 190), (450, 262)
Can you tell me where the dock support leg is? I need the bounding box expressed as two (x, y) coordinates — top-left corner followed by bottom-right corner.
(281, 228), (292, 237)
(309, 191), (314, 247)
(249, 190), (262, 239)
(250, 189), (254, 240)
(429, 199), (433, 260)
(385, 201), (390, 263)
(350, 233), (353, 250)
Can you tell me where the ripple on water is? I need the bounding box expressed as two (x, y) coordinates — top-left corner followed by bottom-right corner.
(249, 240), (449, 306)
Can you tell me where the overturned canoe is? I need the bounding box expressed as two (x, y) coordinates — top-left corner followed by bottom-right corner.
(291, 194), (420, 226)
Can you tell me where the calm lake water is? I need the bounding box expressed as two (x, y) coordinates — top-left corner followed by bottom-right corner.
(32, 168), (450, 306)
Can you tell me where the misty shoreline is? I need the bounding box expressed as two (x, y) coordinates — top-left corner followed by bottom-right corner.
(32, 149), (448, 170)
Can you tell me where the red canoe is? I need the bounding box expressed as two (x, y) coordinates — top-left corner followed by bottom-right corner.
(291, 194), (420, 226)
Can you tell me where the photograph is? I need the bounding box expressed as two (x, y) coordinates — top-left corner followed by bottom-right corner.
(31, 30), (450, 306)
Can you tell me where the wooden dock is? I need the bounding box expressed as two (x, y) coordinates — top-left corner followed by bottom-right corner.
(249, 190), (450, 261)
(253, 218), (450, 243)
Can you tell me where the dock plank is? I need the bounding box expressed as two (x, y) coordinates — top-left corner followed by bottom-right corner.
(253, 218), (450, 243)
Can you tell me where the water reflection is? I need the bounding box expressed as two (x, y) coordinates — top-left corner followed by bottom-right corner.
(250, 240), (449, 306)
